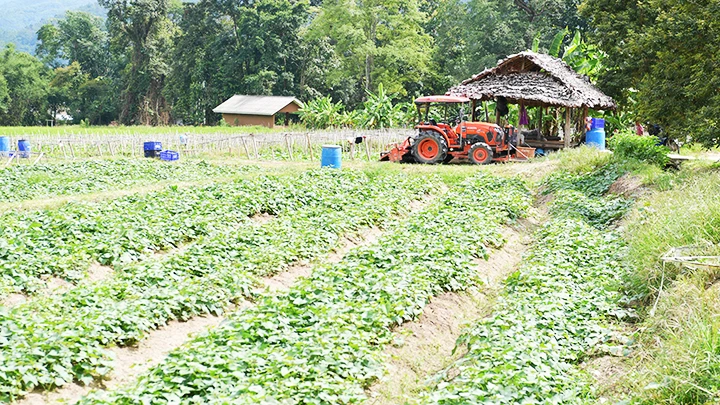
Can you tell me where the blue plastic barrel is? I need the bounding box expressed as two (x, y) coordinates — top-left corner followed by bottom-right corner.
(586, 118), (606, 149)
(321, 145), (342, 169)
(0, 136), (9, 156)
(18, 139), (30, 158)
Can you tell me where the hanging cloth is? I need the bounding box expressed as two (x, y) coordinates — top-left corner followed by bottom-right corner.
(519, 103), (529, 126)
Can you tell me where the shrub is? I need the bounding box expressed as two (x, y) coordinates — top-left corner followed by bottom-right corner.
(609, 131), (669, 167)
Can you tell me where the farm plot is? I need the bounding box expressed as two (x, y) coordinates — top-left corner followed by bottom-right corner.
(0, 159), (253, 203)
(1, 170), (384, 297)
(417, 164), (635, 404)
(0, 169), (432, 402)
(73, 172), (531, 404)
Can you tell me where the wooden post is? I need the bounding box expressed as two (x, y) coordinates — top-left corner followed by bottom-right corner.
(471, 100), (477, 122)
(305, 133), (314, 160)
(538, 106), (543, 136)
(32, 152), (44, 166)
(284, 134), (294, 160)
(564, 108), (572, 149)
(349, 142), (355, 160)
(364, 137), (371, 161)
(582, 106), (589, 139)
(252, 134), (259, 159)
(4, 153), (16, 168)
(241, 137), (251, 159)
(484, 101), (489, 122)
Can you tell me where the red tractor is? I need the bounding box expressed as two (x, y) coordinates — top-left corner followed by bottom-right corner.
(380, 95), (521, 164)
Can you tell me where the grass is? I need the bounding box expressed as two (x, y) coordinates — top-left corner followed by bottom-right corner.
(583, 159), (720, 404)
(0, 125), (296, 137)
(623, 168), (720, 301)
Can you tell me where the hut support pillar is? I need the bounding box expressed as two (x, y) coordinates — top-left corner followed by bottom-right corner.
(471, 100), (477, 122)
(564, 108), (572, 149)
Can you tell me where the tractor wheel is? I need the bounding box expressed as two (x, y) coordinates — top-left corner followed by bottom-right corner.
(411, 132), (448, 164)
(469, 142), (493, 165)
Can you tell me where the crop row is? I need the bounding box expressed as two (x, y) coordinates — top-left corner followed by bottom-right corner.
(76, 173), (532, 404)
(418, 166), (634, 404)
(0, 159), (254, 203)
(0, 169), (433, 402)
(0, 169), (383, 297)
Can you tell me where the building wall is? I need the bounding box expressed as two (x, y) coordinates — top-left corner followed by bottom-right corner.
(278, 103), (301, 113)
(222, 114), (275, 128)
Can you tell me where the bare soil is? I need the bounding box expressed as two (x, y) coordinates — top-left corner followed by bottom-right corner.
(608, 174), (645, 198)
(367, 223), (536, 405)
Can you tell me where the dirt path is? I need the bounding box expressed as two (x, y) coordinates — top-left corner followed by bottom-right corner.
(366, 217), (540, 405)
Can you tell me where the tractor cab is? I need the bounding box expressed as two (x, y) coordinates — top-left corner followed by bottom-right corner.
(379, 95), (516, 164)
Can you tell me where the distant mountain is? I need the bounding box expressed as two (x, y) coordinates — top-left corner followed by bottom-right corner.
(0, 0), (106, 54)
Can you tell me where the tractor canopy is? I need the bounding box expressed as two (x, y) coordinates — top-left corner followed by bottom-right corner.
(414, 95), (470, 104)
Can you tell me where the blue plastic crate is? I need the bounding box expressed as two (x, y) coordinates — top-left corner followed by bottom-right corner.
(144, 141), (163, 151)
(159, 150), (179, 161)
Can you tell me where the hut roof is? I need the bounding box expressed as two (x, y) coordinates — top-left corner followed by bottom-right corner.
(447, 51), (616, 110)
(213, 95), (303, 116)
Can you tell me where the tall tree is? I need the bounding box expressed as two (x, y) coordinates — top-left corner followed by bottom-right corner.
(428, 0), (586, 84)
(99, 0), (175, 125)
(165, 0), (324, 125)
(0, 45), (49, 126)
(307, 0), (434, 106)
(581, 0), (720, 146)
(36, 11), (111, 78)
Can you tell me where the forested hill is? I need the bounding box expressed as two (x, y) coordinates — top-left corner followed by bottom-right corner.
(0, 0), (104, 53)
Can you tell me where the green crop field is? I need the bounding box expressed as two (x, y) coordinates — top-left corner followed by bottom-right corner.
(1, 144), (719, 405)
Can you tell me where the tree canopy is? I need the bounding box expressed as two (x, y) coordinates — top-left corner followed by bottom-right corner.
(0, 0), (715, 148)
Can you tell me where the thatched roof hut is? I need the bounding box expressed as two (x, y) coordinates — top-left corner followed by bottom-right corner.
(447, 51), (615, 149)
(448, 51), (616, 110)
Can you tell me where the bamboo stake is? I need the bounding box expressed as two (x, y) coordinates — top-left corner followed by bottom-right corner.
(32, 152), (45, 166)
(4, 153), (16, 168)
(241, 137), (250, 159)
(305, 133), (314, 160)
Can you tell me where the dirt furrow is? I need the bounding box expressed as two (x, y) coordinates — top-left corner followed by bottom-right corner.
(12, 224), (392, 405)
(366, 219), (538, 405)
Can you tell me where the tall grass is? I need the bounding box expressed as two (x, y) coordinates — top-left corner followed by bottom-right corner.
(612, 165), (720, 404)
(623, 169), (720, 301)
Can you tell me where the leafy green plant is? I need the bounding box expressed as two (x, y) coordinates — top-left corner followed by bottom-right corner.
(0, 169), (434, 401)
(0, 159), (253, 203)
(298, 96), (345, 129)
(419, 218), (633, 404)
(74, 173), (531, 404)
(609, 131), (670, 167)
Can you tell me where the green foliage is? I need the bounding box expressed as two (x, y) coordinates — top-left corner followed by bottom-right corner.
(542, 162), (623, 196)
(306, 0), (433, 106)
(581, 0), (720, 148)
(420, 218), (632, 404)
(609, 132), (670, 167)
(623, 170), (720, 300)
(36, 11), (110, 78)
(0, 169), (434, 401)
(550, 189), (632, 228)
(300, 86), (416, 129)
(70, 173), (530, 404)
(0, 159), (249, 203)
(0, 44), (49, 126)
(298, 96), (345, 129)
(100, 0), (173, 125)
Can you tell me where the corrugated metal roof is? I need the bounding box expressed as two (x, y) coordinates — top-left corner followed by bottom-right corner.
(212, 95), (303, 116)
